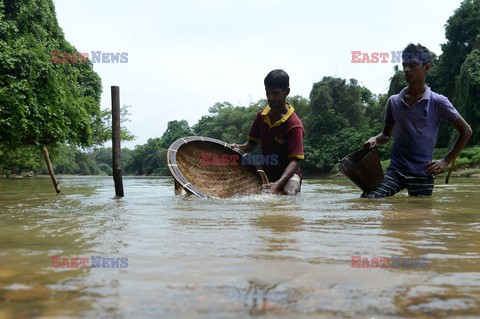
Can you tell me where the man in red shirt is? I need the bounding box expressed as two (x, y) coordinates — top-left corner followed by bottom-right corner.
(234, 69), (305, 195)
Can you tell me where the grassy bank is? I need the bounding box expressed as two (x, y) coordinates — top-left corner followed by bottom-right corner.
(377, 146), (480, 178)
(435, 146), (480, 177)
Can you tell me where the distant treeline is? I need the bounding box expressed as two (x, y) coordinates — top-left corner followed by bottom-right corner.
(1, 0), (479, 176)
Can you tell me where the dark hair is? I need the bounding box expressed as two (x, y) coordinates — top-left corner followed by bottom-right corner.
(264, 69), (289, 89)
(402, 43), (432, 64)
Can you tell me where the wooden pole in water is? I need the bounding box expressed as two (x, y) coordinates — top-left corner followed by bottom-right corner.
(111, 86), (124, 197)
(42, 146), (61, 194)
(445, 158), (456, 184)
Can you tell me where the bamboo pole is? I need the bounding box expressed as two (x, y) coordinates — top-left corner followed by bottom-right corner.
(111, 86), (124, 197)
(445, 158), (456, 184)
(42, 146), (61, 194)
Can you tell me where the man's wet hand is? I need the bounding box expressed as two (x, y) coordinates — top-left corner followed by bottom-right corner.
(426, 159), (449, 175)
(263, 182), (282, 194)
(231, 143), (244, 152)
(363, 137), (377, 150)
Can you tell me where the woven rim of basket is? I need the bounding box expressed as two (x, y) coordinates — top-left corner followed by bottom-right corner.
(166, 136), (269, 198)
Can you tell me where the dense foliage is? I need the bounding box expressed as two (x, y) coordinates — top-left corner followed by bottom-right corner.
(455, 49), (480, 144)
(0, 0), (103, 148)
(0, 0), (135, 176)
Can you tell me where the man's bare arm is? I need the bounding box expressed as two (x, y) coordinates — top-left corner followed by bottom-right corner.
(426, 115), (472, 174)
(276, 159), (300, 187)
(232, 140), (258, 153)
(263, 159), (301, 194)
(364, 122), (394, 148)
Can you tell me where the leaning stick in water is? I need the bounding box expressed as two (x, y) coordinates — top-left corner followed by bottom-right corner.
(445, 158), (456, 184)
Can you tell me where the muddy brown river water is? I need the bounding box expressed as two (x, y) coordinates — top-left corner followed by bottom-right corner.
(0, 176), (479, 318)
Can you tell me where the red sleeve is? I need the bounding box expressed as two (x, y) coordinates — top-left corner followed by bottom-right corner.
(247, 111), (261, 143)
(286, 125), (304, 160)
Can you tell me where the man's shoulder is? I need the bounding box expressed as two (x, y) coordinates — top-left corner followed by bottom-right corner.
(289, 111), (303, 123)
(286, 112), (304, 131)
(428, 89), (450, 103)
(387, 87), (408, 105)
(253, 108), (265, 118)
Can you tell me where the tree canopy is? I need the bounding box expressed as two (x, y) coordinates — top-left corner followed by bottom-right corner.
(433, 0), (480, 100)
(0, 0), (103, 149)
(455, 49), (480, 144)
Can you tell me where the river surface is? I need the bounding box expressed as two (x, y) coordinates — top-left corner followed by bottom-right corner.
(0, 176), (479, 318)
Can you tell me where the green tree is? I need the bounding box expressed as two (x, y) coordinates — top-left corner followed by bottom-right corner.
(124, 138), (166, 175)
(98, 163), (113, 176)
(49, 145), (78, 175)
(387, 65), (407, 96)
(94, 104), (136, 144)
(160, 120), (192, 148)
(0, 0), (105, 190)
(309, 77), (366, 129)
(193, 102), (259, 143)
(455, 49), (480, 144)
(0, 144), (43, 175)
(0, 0), (103, 148)
(288, 95), (309, 120)
(303, 77), (373, 173)
(435, 0), (480, 100)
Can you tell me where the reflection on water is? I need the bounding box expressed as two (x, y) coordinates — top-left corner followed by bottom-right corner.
(0, 176), (479, 318)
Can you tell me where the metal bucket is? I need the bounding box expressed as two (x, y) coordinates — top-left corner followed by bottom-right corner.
(339, 147), (384, 192)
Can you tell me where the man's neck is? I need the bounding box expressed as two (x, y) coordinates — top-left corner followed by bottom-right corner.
(269, 103), (289, 116)
(407, 82), (426, 96)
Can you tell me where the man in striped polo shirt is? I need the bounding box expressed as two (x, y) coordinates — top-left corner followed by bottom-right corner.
(234, 69), (305, 195)
(362, 43), (472, 198)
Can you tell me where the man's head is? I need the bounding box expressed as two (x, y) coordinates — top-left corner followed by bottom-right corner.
(402, 43), (432, 85)
(264, 69), (290, 109)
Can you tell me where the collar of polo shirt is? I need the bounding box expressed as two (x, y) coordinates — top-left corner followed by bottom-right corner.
(261, 102), (295, 128)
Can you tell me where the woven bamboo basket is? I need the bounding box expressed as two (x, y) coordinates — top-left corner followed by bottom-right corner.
(166, 136), (269, 198)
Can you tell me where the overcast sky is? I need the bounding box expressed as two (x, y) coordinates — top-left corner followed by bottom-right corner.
(53, 0), (463, 148)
